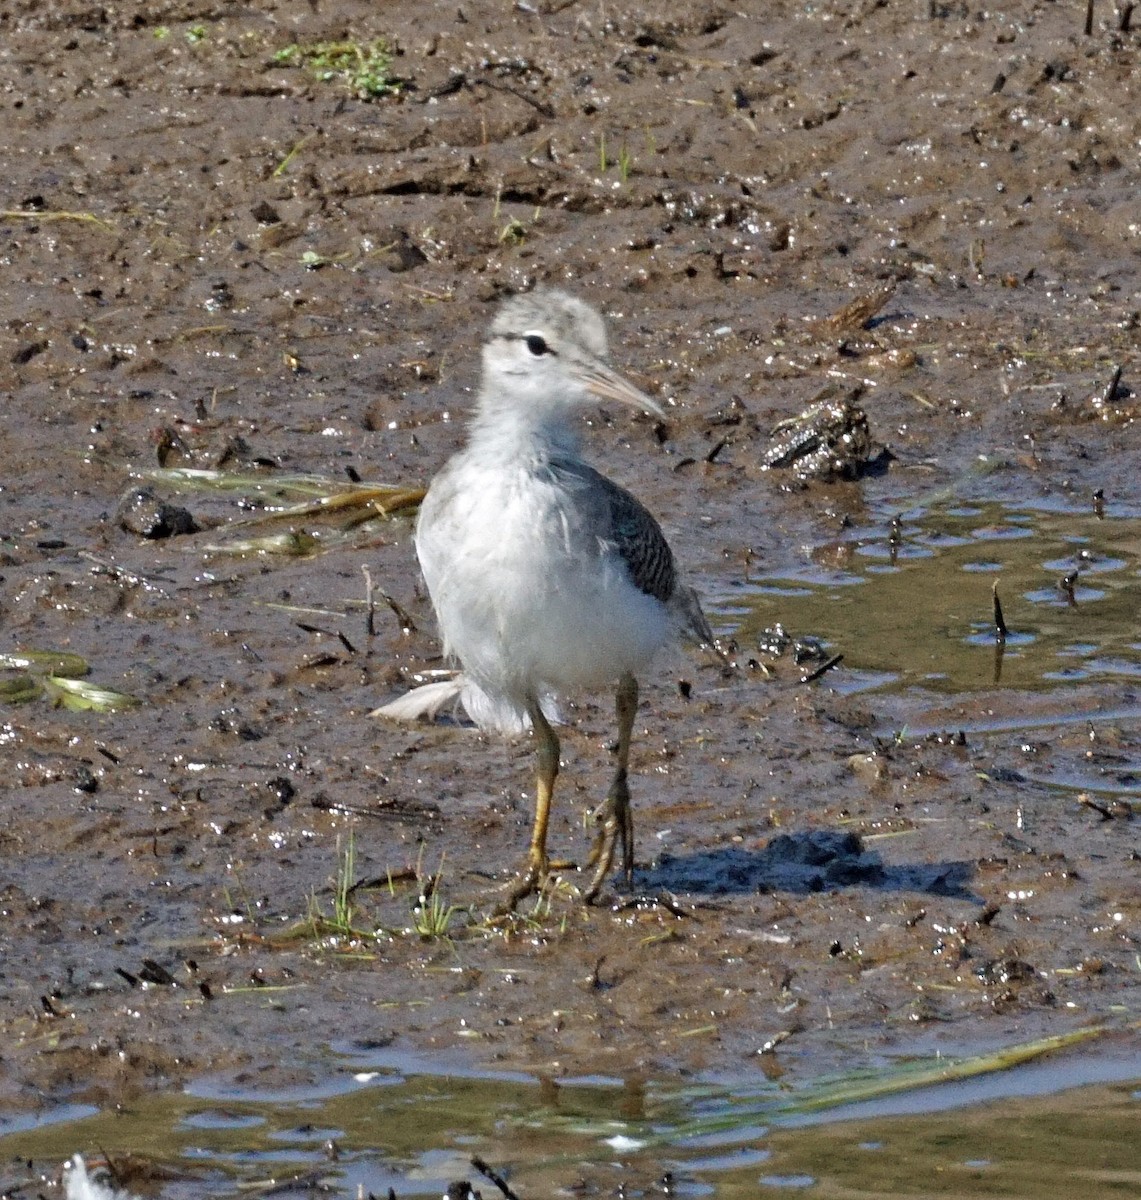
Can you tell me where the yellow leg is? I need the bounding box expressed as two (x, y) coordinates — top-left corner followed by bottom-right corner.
(584, 672), (638, 903)
(495, 698), (559, 914)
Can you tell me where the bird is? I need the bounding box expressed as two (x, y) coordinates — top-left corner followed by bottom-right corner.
(376, 288), (714, 911)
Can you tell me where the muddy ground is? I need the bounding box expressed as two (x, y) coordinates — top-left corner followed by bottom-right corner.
(0, 0), (1138, 1113)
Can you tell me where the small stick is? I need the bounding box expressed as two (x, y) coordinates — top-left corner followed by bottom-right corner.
(758, 1028), (795, 1054)
(274, 133), (313, 178)
(1078, 793), (1116, 820)
(1084, 0), (1095, 34)
(362, 565), (377, 637)
(888, 514), (903, 563)
(802, 653), (843, 684)
(1099, 364), (1123, 406)
(1059, 570), (1079, 606)
(0, 208), (116, 231)
(992, 582), (1008, 642)
(379, 589), (418, 634)
(471, 1157), (521, 1200)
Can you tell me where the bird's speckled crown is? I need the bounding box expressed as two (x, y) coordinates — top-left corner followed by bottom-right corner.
(491, 288), (609, 359)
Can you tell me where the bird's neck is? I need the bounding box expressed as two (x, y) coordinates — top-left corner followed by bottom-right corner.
(468, 404), (581, 463)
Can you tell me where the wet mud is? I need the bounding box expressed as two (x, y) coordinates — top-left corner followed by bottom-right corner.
(1, 0), (1138, 1115)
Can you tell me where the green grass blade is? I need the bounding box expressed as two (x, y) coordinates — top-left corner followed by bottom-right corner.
(42, 675), (141, 712)
(0, 676), (45, 704)
(0, 649), (90, 676)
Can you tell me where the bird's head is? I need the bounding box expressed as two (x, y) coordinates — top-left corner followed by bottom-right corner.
(478, 289), (663, 436)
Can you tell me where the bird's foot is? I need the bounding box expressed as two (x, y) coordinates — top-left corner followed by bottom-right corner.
(583, 771), (634, 904)
(491, 853), (549, 916)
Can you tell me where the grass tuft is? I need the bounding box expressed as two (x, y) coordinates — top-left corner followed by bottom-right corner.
(409, 848), (462, 941)
(273, 39), (398, 100)
(306, 832), (373, 941)
(412, 887), (460, 940)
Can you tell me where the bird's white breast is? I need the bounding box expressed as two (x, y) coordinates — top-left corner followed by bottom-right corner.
(416, 447), (670, 710)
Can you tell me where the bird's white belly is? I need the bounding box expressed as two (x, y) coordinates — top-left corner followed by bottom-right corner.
(416, 463), (669, 702)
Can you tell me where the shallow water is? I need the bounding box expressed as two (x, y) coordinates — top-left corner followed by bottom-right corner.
(734, 496), (1141, 696)
(3, 1043), (1140, 1200)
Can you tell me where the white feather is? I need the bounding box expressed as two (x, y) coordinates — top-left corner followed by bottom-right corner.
(372, 673), (558, 736)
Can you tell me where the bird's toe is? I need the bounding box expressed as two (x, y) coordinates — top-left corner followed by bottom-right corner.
(491, 852), (550, 915)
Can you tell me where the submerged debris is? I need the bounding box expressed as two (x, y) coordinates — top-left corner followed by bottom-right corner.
(754, 623), (835, 678)
(761, 389), (876, 481)
(809, 280), (897, 337)
(116, 486), (197, 539)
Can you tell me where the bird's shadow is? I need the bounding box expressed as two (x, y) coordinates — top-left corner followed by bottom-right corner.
(637, 829), (979, 902)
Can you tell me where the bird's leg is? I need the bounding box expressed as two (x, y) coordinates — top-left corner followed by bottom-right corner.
(584, 672), (638, 903)
(495, 698), (559, 914)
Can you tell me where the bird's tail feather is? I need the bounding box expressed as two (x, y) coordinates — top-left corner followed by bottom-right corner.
(371, 676), (468, 723)
(372, 672), (558, 736)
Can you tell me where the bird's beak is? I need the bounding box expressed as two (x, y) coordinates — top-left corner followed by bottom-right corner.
(577, 362), (666, 420)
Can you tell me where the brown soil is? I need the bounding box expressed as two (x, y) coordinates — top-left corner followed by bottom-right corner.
(1, 0), (1138, 1111)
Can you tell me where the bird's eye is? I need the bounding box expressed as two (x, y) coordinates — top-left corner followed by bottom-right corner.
(524, 333), (551, 357)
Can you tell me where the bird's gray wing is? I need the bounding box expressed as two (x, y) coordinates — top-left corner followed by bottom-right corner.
(547, 457), (676, 603)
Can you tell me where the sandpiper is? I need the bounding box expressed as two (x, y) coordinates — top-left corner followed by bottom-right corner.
(378, 289), (713, 910)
